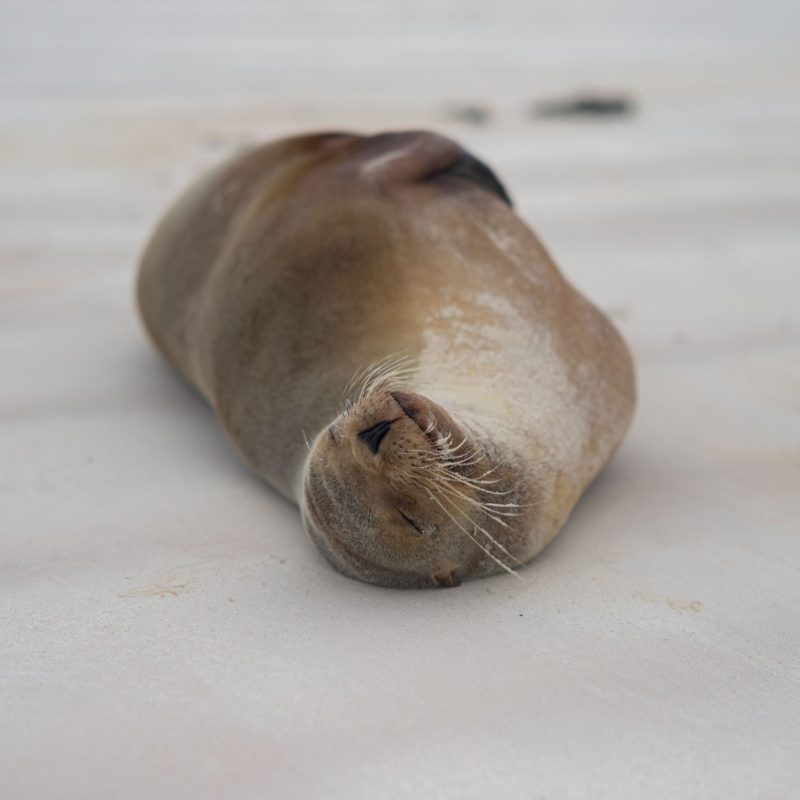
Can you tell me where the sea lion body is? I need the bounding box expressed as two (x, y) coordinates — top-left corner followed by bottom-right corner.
(137, 131), (635, 588)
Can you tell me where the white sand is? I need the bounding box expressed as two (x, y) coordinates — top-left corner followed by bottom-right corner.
(2, 1), (798, 797)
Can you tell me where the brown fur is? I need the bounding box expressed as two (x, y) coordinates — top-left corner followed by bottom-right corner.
(137, 131), (635, 588)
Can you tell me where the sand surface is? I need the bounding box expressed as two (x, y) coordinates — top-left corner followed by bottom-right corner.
(2, 1), (799, 797)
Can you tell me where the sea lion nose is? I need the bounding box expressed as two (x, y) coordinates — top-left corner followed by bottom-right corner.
(358, 419), (392, 454)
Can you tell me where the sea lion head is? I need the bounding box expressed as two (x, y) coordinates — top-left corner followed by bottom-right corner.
(301, 361), (527, 589)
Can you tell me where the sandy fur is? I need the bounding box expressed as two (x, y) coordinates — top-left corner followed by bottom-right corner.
(137, 130), (636, 587)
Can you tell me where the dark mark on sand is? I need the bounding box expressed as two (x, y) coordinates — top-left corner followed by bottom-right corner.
(533, 92), (636, 119)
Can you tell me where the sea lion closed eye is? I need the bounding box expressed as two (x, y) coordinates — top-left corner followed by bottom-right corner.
(137, 130), (636, 588)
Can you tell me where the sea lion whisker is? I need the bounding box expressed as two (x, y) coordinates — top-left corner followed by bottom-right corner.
(408, 447), (482, 466)
(447, 435), (471, 454)
(366, 357), (416, 394)
(409, 476), (524, 566)
(342, 362), (372, 400)
(344, 352), (417, 408)
(357, 362), (413, 404)
(406, 460), (509, 494)
(434, 489), (526, 568)
(442, 454), (482, 468)
(408, 462), (521, 522)
(442, 452), (484, 468)
(482, 503), (525, 514)
(344, 358), (388, 402)
(411, 452), (485, 472)
(423, 488), (521, 579)
(448, 470), (510, 489)
(436, 441), (481, 460)
(420, 461), (503, 483)
(425, 466), (515, 496)
(433, 480), (511, 529)
(423, 484), (507, 564)
(443, 441), (479, 459)
(470, 464), (502, 480)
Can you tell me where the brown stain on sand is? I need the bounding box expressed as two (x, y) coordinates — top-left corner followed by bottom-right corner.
(118, 578), (189, 599)
(667, 598), (704, 613)
(635, 590), (703, 614)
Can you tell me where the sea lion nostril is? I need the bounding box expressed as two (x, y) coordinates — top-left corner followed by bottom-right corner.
(358, 419), (392, 454)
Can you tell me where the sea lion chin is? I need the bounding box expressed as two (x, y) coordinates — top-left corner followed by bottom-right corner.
(137, 129), (636, 589)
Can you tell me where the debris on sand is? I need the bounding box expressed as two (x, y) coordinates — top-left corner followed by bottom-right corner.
(532, 92), (636, 119)
(444, 102), (492, 125)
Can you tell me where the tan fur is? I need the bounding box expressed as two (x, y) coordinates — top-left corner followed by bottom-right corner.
(137, 130), (635, 588)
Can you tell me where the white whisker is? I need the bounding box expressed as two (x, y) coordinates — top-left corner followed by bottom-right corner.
(340, 352), (419, 416)
(423, 487), (521, 579)
(432, 479), (512, 529)
(435, 489), (527, 569)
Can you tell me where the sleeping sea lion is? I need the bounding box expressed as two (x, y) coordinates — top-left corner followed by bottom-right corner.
(137, 130), (635, 588)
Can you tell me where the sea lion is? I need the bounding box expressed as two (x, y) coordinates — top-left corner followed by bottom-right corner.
(137, 130), (635, 588)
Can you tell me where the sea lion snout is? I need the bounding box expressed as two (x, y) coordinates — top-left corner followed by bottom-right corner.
(298, 379), (495, 588)
(297, 373), (533, 589)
